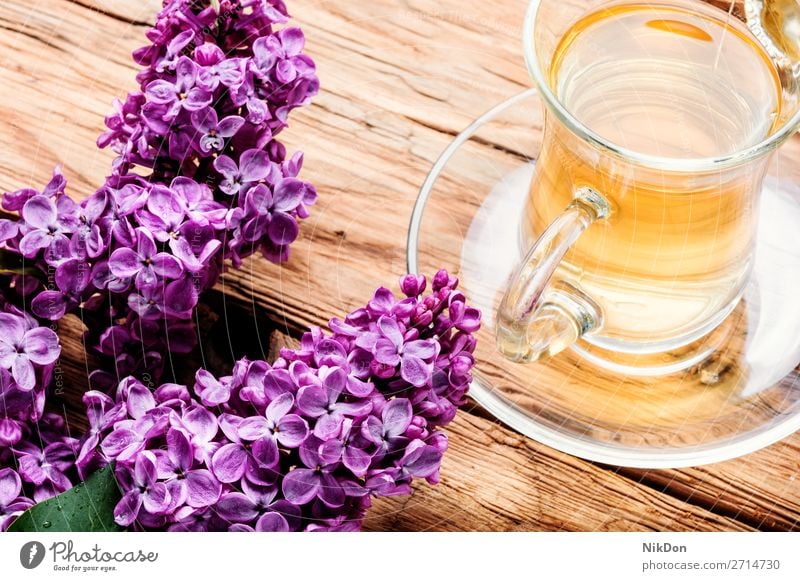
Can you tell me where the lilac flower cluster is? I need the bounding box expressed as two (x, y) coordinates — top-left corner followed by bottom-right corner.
(0, 0), (318, 395)
(0, 298), (60, 444)
(0, 290), (76, 533)
(0, 0), (483, 534)
(0, 413), (79, 531)
(100, 0), (318, 173)
(79, 272), (479, 531)
(0, 0), (320, 530)
(98, 0), (319, 264)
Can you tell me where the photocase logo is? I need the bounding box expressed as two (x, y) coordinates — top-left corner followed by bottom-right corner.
(19, 541), (46, 569)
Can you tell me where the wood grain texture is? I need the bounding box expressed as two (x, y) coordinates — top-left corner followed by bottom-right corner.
(1, 0), (798, 531)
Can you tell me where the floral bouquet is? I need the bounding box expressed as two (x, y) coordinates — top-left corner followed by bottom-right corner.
(0, 0), (480, 532)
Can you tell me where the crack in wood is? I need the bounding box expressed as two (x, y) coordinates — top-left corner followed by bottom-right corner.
(62, 0), (152, 27)
(604, 466), (793, 531)
(0, 21), (60, 50)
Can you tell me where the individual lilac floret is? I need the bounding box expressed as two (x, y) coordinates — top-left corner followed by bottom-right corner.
(0, 302), (61, 444)
(0, 413), (79, 530)
(114, 451), (172, 526)
(0, 311), (60, 391)
(0, 468), (34, 531)
(82, 271), (479, 531)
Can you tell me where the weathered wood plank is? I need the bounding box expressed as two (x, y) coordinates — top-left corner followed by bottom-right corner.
(362, 411), (756, 531)
(616, 446), (800, 531)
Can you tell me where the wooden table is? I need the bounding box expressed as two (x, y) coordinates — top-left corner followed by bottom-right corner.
(1, 0), (798, 531)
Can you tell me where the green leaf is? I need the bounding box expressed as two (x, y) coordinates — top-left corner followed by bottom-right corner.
(7, 464), (123, 532)
(0, 248), (40, 277)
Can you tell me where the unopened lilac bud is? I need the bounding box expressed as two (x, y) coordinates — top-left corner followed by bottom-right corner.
(406, 416), (427, 440)
(450, 354), (474, 378)
(432, 269), (450, 291)
(412, 304), (433, 327)
(400, 273), (426, 297)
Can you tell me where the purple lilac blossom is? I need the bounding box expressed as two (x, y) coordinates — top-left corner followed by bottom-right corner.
(80, 271), (479, 531)
(0, 0), (481, 534)
(0, 300), (60, 439)
(0, 413), (80, 530)
(0, 0), (317, 530)
(0, 0), (318, 388)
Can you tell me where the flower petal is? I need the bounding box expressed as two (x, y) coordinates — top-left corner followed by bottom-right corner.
(377, 315), (403, 346)
(164, 277), (198, 317)
(181, 405), (218, 443)
(166, 428), (193, 473)
(275, 415), (308, 448)
(114, 490), (143, 526)
(195, 369), (230, 406)
(151, 253), (184, 279)
(322, 367), (346, 402)
(217, 115), (245, 138)
(400, 355), (431, 388)
(237, 416), (270, 441)
(0, 313), (26, 344)
(361, 416), (384, 445)
(295, 385), (328, 417)
(185, 469), (222, 508)
(262, 369), (295, 399)
(215, 492), (258, 523)
(126, 382), (156, 419)
(313, 413), (342, 441)
(0, 420), (23, 448)
(239, 149), (270, 183)
(142, 482), (171, 514)
(403, 443), (442, 478)
(17, 454), (46, 485)
(374, 338), (400, 366)
(175, 56), (197, 88)
(211, 443), (248, 483)
(317, 473), (345, 508)
(278, 27), (306, 54)
(11, 356), (36, 391)
(146, 80), (177, 103)
(21, 327), (60, 365)
(267, 211), (298, 246)
(22, 196), (56, 230)
(251, 436), (279, 468)
(55, 258), (90, 294)
(0, 468), (22, 506)
(403, 339), (436, 360)
(281, 468), (319, 505)
(134, 451), (159, 486)
(382, 398), (413, 437)
(18, 230), (51, 256)
(212, 155), (238, 180)
(183, 87), (212, 110)
(101, 428), (139, 460)
(31, 291), (70, 321)
(266, 392), (294, 424)
(343, 446), (372, 477)
(255, 512), (289, 532)
(191, 107), (218, 132)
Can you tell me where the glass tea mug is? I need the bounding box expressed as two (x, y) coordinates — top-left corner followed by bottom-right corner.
(496, 0), (800, 366)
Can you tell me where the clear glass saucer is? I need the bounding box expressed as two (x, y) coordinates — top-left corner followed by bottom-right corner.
(407, 89), (800, 468)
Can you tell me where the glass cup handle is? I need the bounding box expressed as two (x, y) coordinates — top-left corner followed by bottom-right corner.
(496, 187), (610, 363)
